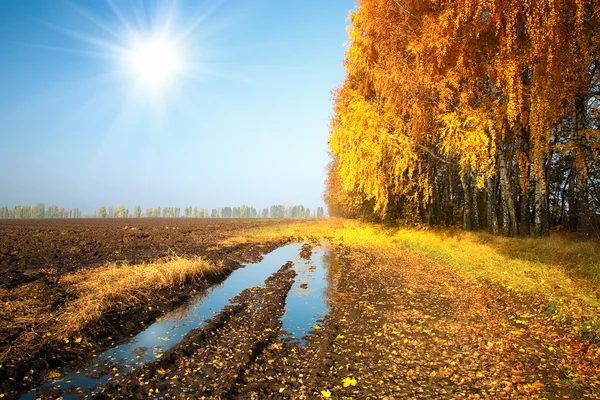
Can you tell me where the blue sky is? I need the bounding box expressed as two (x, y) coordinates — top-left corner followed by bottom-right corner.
(0, 0), (354, 213)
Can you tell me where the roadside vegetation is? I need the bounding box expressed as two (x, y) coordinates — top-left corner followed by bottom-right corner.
(59, 255), (220, 336)
(249, 219), (600, 341)
(326, 0), (600, 241)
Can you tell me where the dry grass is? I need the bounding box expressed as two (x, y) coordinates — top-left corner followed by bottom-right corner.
(0, 255), (221, 362)
(58, 255), (221, 336)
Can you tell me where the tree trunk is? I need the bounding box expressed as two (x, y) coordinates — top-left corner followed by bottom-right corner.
(518, 129), (531, 237)
(534, 172), (549, 237)
(574, 94), (591, 240)
(446, 168), (455, 226)
(472, 185), (480, 231)
(461, 170), (472, 231)
(486, 176), (498, 234)
(432, 171), (440, 226)
(497, 142), (518, 236)
(568, 166), (578, 231)
(520, 187), (531, 237)
(577, 175), (591, 240)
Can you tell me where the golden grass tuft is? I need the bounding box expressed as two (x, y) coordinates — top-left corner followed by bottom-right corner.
(58, 255), (221, 336)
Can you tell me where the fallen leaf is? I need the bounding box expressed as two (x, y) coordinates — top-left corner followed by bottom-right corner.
(342, 377), (357, 387)
(47, 371), (61, 379)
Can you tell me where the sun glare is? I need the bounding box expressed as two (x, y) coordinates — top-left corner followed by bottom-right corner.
(50, 1), (229, 103)
(125, 36), (183, 93)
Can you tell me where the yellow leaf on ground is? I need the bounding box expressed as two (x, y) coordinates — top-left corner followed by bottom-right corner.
(342, 377), (358, 387)
(47, 371), (61, 379)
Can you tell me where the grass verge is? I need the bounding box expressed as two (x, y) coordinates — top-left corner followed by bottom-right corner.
(248, 218), (600, 341)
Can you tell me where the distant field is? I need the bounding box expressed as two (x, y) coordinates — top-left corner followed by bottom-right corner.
(0, 218), (296, 287)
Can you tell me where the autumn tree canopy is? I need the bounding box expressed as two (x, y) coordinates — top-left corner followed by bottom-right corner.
(327, 0), (600, 238)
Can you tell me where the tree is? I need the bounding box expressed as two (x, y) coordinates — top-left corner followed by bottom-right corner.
(117, 204), (128, 218)
(31, 203), (45, 218)
(98, 206), (107, 218)
(134, 205), (142, 218)
(326, 0), (600, 238)
(316, 207), (324, 219)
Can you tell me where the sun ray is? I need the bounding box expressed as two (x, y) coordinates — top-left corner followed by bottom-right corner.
(105, 0), (137, 34)
(8, 41), (119, 59)
(27, 0), (271, 114)
(173, 0), (227, 43)
(64, 1), (123, 42)
(154, 0), (179, 36)
(131, 1), (152, 35)
(187, 65), (253, 85)
(44, 22), (127, 56)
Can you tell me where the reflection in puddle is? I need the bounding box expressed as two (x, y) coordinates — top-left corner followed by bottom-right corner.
(281, 244), (331, 344)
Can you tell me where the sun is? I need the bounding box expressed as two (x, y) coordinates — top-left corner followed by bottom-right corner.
(48, 1), (224, 102)
(124, 35), (183, 93)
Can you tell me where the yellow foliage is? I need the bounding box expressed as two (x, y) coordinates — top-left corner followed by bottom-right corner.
(327, 0), (600, 223)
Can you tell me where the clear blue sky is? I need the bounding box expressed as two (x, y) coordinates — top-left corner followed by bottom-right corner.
(0, 0), (354, 213)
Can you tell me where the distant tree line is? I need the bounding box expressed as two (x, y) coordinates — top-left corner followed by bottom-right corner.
(0, 203), (326, 219)
(0, 203), (83, 219)
(140, 204), (325, 219)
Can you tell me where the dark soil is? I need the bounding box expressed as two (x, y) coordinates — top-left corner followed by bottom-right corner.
(91, 244), (600, 399)
(0, 218), (294, 290)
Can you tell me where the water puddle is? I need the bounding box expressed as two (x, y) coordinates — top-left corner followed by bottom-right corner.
(281, 244), (331, 344)
(22, 242), (333, 399)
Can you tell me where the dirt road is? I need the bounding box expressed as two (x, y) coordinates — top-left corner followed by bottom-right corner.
(99, 244), (598, 399)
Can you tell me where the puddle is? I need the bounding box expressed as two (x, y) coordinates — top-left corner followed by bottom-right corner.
(281, 244), (331, 344)
(21, 242), (333, 399)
